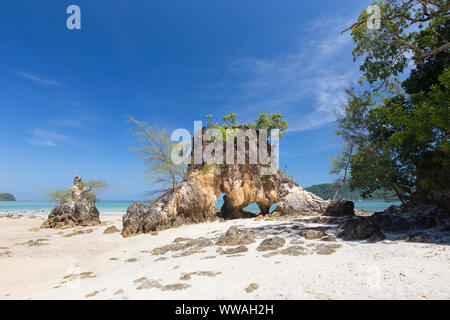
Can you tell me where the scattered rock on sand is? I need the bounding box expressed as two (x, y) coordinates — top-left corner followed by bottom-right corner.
(28, 227), (40, 232)
(299, 229), (326, 240)
(195, 271), (222, 277)
(217, 245), (248, 255)
(125, 258), (138, 263)
(201, 256), (216, 260)
(136, 279), (162, 290)
(257, 237), (286, 251)
(338, 217), (385, 242)
(62, 272), (96, 283)
(162, 283), (191, 291)
(307, 216), (339, 224)
(113, 289), (124, 295)
(290, 238), (305, 245)
(322, 235), (337, 242)
(312, 244), (342, 255)
(85, 290), (99, 298)
(152, 237), (214, 255)
(103, 226), (120, 234)
(79, 272), (96, 279)
(173, 237), (193, 242)
(216, 226), (256, 246)
(180, 273), (192, 280)
(396, 232), (429, 243)
(279, 246), (307, 256)
(325, 199), (355, 217)
(245, 283), (259, 293)
(0, 249), (12, 257)
(154, 257), (168, 262)
(133, 277), (147, 284)
(172, 249), (206, 258)
(20, 239), (49, 247)
(63, 228), (94, 237)
(180, 270), (222, 280)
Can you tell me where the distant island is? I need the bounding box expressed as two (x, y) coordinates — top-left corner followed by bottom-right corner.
(0, 193), (16, 201)
(305, 184), (398, 202)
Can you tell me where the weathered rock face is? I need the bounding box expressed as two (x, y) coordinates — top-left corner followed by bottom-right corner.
(276, 183), (330, 216)
(122, 171), (221, 237)
(337, 217), (385, 242)
(41, 177), (100, 229)
(369, 204), (437, 233)
(122, 126), (330, 237)
(215, 226), (256, 246)
(325, 199), (355, 217)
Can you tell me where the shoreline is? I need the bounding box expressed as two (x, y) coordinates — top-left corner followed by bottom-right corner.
(0, 200), (402, 217)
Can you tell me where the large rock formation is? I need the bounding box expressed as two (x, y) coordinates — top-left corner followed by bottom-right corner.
(122, 169), (221, 237)
(41, 176), (100, 229)
(122, 126), (330, 237)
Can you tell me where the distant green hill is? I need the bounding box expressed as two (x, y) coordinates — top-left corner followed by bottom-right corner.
(305, 184), (398, 201)
(0, 193), (16, 201)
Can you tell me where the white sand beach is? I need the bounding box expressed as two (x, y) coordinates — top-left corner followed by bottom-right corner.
(0, 214), (449, 300)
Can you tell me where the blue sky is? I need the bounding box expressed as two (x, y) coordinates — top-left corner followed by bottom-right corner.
(0, 0), (370, 200)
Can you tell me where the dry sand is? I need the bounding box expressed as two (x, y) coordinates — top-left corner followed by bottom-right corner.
(0, 214), (449, 300)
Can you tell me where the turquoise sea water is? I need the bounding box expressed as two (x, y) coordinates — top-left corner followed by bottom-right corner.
(0, 200), (401, 216)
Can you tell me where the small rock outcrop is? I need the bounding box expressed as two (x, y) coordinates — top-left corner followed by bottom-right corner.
(216, 226), (256, 246)
(104, 226), (120, 234)
(369, 204), (437, 233)
(325, 199), (355, 217)
(41, 177), (100, 229)
(276, 183), (330, 215)
(299, 229), (327, 240)
(337, 217), (385, 242)
(256, 237), (286, 251)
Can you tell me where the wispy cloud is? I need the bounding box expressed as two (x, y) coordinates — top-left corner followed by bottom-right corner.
(225, 14), (359, 132)
(14, 71), (64, 87)
(29, 129), (67, 147)
(57, 119), (83, 128)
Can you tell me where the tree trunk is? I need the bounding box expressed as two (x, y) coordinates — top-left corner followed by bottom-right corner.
(333, 145), (353, 200)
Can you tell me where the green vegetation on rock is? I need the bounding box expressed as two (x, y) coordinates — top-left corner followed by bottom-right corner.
(0, 193), (16, 201)
(46, 179), (111, 202)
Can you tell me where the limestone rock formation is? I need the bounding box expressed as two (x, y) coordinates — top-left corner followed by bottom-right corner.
(41, 176), (100, 229)
(276, 182), (330, 216)
(122, 171), (221, 237)
(122, 125), (330, 237)
(325, 199), (355, 217)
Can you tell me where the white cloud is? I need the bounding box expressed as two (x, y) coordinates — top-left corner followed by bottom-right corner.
(29, 129), (67, 147)
(226, 14), (359, 132)
(14, 71), (64, 87)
